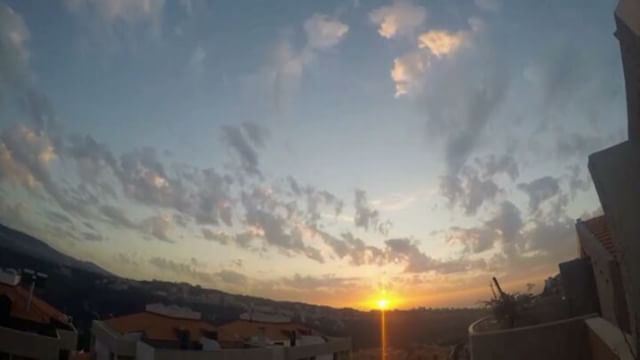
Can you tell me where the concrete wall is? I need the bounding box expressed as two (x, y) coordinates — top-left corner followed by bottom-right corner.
(589, 141), (640, 349)
(586, 317), (636, 360)
(92, 320), (137, 357)
(135, 337), (351, 360)
(577, 222), (629, 331)
(0, 325), (62, 360)
(468, 315), (596, 360)
(615, 1), (640, 140)
(559, 258), (600, 317)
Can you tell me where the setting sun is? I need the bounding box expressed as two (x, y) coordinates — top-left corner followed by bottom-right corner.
(377, 298), (389, 310)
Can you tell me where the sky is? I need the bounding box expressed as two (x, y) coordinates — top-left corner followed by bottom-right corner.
(0, 0), (628, 309)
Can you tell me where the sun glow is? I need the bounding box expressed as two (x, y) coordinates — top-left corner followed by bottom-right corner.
(370, 291), (400, 311)
(377, 298), (390, 310)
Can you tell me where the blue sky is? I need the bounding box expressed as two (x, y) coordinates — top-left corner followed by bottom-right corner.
(0, 0), (628, 308)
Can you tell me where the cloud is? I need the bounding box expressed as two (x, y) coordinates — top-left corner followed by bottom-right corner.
(475, 154), (519, 181)
(0, 125), (55, 188)
(115, 147), (185, 207)
(201, 228), (232, 245)
(322, 232), (385, 266)
(240, 188), (325, 262)
(353, 189), (381, 232)
(187, 45), (206, 76)
(474, 0), (500, 12)
(64, 0), (165, 27)
(304, 14), (349, 50)
(390, 29), (468, 98)
(221, 125), (262, 177)
(0, 199), (30, 232)
(99, 204), (137, 229)
(391, 51), (429, 98)
(281, 273), (356, 290)
(0, 4), (30, 97)
(369, 1), (427, 39)
(240, 122), (269, 149)
(518, 176), (561, 212)
(440, 153), (517, 215)
(448, 200), (523, 255)
(270, 14), (348, 111)
(140, 214), (174, 243)
(82, 231), (103, 242)
(418, 30), (465, 58)
(149, 257), (248, 286)
(385, 238), (484, 274)
(216, 270), (248, 286)
(65, 134), (118, 195)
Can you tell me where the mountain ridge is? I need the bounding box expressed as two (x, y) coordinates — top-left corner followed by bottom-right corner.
(0, 223), (113, 276)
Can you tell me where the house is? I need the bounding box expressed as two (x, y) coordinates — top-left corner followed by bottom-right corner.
(92, 304), (351, 360)
(91, 303), (219, 360)
(0, 269), (78, 360)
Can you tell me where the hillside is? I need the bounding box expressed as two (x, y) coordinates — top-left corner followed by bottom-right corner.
(0, 223), (112, 276)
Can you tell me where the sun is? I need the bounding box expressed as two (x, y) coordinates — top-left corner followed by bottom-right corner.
(377, 298), (390, 310)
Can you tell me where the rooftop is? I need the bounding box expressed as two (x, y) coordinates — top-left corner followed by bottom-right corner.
(217, 319), (316, 344)
(104, 311), (217, 343)
(0, 282), (71, 326)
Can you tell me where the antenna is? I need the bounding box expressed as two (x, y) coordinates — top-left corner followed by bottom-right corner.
(22, 269), (47, 312)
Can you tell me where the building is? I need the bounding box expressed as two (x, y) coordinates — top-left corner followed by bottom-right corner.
(576, 216), (629, 332)
(92, 304), (351, 360)
(0, 269), (78, 360)
(467, 0), (640, 358)
(92, 304), (220, 360)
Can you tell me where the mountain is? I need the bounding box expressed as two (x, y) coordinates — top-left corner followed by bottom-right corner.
(0, 223), (112, 276)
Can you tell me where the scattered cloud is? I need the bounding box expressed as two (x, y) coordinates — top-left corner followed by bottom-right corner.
(149, 256), (248, 286)
(0, 3), (30, 97)
(369, 1), (427, 39)
(354, 189), (390, 234)
(281, 273), (356, 290)
(518, 176), (561, 212)
(140, 214), (174, 243)
(391, 51), (429, 98)
(474, 0), (501, 12)
(304, 14), (349, 50)
(418, 31), (465, 58)
(221, 125), (262, 177)
(270, 13), (348, 111)
(63, 0), (165, 28)
(440, 154), (517, 215)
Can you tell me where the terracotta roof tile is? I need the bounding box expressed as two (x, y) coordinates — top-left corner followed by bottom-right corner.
(583, 215), (617, 258)
(0, 283), (70, 325)
(104, 312), (216, 342)
(217, 319), (316, 343)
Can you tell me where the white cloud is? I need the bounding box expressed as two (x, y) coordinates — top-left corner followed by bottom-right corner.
(270, 14), (348, 110)
(304, 14), (349, 50)
(418, 30), (465, 57)
(187, 45), (206, 76)
(475, 0), (501, 12)
(64, 0), (165, 25)
(391, 50), (429, 97)
(0, 4), (31, 91)
(370, 1), (427, 39)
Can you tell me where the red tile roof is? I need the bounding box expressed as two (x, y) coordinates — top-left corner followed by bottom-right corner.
(0, 283), (70, 325)
(104, 311), (216, 342)
(583, 215), (617, 258)
(217, 319), (316, 344)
